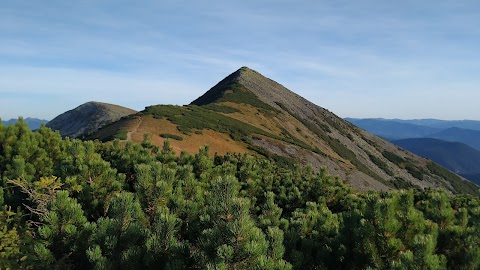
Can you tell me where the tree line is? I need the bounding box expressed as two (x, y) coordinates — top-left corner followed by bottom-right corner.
(1, 119), (480, 269)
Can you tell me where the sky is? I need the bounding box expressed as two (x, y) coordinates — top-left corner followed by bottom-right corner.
(1, 0), (479, 120)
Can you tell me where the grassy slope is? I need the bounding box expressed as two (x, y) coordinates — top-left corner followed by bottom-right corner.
(91, 67), (479, 195)
(92, 114), (251, 155)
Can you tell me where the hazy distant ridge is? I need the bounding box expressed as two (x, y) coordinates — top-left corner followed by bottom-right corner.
(344, 118), (441, 139)
(346, 118), (480, 150)
(1, 117), (49, 130)
(347, 118), (480, 184)
(393, 138), (480, 184)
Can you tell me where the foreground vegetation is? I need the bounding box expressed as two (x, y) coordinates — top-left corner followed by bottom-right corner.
(1, 119), (480, 269)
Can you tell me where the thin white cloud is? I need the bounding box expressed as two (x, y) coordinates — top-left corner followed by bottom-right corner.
(1, 1), (479, 120)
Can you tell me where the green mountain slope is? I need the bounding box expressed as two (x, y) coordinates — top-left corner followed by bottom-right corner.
(92, 67), (478, 195)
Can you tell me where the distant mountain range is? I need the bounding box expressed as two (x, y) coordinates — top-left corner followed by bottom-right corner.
(393, 138), (480, 184)
(41, 66), (478, 195)
(343, 118), (440, 139)
(1, 117), (49, 130)
(388, 119), (480, 131)
(346, 118), (480, 184)
(429, 127), (480, 151)
(346, 118), (480, 150)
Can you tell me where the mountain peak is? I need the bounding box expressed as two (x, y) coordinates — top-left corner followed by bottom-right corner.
(190, 67), (257, 106)
(191, 66), (330, 123)
(84, 101), (114, 106)
(89, 67), (479, 195)
(236, 66), (257, 74)
(46, 101), (137, 138)
(190, 66), (292, 109)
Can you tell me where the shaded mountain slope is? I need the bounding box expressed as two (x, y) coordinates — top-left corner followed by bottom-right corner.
(47, 101), (136, 138)
(392, 119), (480, 131)
(393, 138), (480, 184)
(345, 118), (441, 139)
(429, 127), (480, 150)
(345, 118), (480, 150)
(91, 67), (478, 195)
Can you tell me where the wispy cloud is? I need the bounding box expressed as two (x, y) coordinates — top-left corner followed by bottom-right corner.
(1, 1), (479, 120)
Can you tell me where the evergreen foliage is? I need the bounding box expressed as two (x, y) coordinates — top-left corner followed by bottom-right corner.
(1, 120), (480, 269)
(145, 105), (270, 141)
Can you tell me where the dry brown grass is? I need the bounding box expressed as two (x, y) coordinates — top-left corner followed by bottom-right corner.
(89, 115), (138, 141)
(127, 115), (251, 155)
(88, 67), (467, 194)
(217, 102), (283, 135)
(217, 102), (342, 161)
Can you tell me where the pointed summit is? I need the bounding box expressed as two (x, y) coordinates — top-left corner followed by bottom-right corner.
(190, 66), (254, 106)
(191, 66), (309, 113)
(191, 66), (330, 123)
(88, 67), (478, 195)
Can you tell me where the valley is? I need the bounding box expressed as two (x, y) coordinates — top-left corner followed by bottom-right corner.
(347, 118), (480, 184)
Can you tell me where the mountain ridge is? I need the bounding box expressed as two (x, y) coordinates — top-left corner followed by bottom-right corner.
(392, 138), (480, 184)
(2, 117), (49, 130)
(429, 127), (480, 150)
(345, 118), (441, 139)
(89, 67), (478, 195)
(347, 118), (480, 150)
(392, 119), (480, 131)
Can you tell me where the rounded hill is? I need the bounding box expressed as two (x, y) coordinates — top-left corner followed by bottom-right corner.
(46, 101), (137, 138)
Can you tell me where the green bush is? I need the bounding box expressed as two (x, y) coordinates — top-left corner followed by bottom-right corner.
(203, 104), (241, 114)
(160, 133), (183, 141)
(145, 105), (273, 142)
(1, 120), (480, 269)
(405, 162), (423, 180)
(382, 151), (405, 165)
(427, 161), (478, 195)
(368, 154), (394, 176)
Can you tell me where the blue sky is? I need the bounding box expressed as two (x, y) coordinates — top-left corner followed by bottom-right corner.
(1, 0), (479, 120)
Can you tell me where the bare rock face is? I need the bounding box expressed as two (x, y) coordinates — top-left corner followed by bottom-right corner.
(46, 101), (136, 138)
